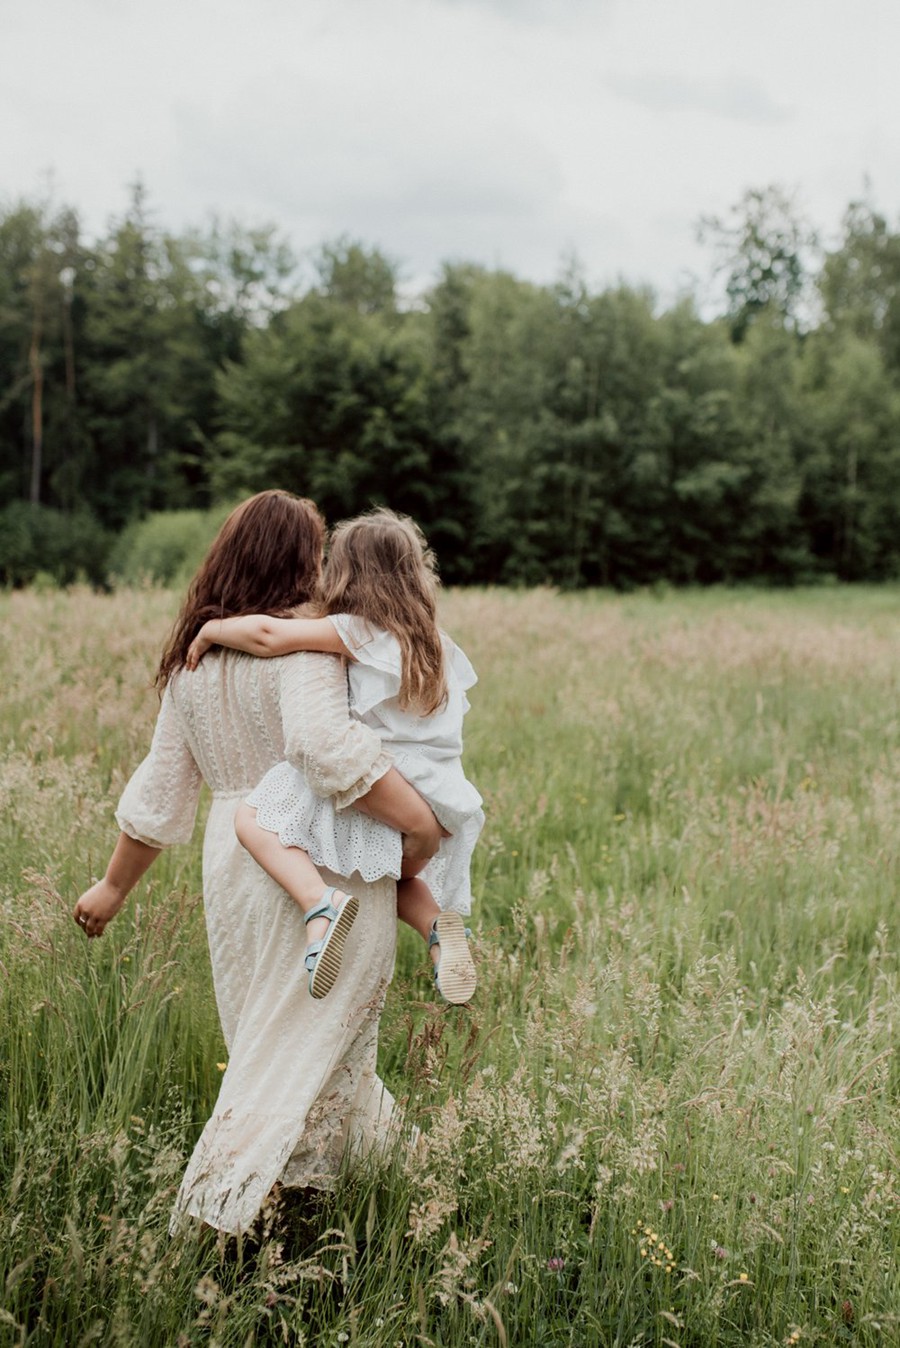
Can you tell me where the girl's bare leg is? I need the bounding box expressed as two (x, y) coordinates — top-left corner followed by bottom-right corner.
(397, 875), (443, 967)
(398, 873), (477, 1002)
(235, 802), (345, 944)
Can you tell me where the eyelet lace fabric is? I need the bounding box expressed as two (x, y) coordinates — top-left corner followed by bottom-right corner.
(115, 650), (398, 1235)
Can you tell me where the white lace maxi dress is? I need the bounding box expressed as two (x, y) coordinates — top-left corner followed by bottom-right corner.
(246, 615), (485, 915)
(115, 648), (399, 1236)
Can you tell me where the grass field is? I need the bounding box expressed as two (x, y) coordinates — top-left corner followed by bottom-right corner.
(1, 584), (899, 1347)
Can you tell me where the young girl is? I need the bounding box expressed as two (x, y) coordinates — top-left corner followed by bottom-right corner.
(186, 508), (483, 1005)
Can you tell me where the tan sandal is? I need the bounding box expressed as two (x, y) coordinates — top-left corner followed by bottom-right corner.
(304, 887), (359, 999)
(429, 912), (476, 1004)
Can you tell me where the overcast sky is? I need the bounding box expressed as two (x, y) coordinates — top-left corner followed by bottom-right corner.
(3, 0), (897, 305)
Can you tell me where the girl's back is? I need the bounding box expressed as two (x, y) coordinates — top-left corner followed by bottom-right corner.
(330, 613), (477, 763)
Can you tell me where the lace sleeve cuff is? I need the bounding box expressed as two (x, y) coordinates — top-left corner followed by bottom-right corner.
(115, 817), (171, 850)
(113, 687), (202, 848)
(331, 748), (392, 812)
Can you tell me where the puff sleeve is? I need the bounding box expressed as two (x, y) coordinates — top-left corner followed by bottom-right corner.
(279, 652), (391, 809)
(115, 686), (204, 847)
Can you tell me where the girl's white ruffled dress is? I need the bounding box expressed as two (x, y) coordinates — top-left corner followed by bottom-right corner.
(246, 614), (484, 914)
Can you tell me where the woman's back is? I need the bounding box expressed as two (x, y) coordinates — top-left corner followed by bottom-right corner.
(169, 650), (284, 794)
(168, 648), (383, 801)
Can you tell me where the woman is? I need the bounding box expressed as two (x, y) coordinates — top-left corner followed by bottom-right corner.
(73, 490), (442, 1235)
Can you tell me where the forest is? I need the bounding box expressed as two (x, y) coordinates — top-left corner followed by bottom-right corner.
(3, 183), (900, 588)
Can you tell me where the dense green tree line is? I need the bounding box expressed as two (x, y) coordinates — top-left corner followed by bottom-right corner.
(3, 183), (900, 587)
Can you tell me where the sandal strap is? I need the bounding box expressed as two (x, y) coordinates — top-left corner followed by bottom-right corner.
(304, 939), (325, 973)
(304, 886), (340, 925)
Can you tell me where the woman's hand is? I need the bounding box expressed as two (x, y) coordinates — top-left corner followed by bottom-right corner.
(73, 878), (126, 938)
(72, 834), (161, 939)
(402, 821), (451, 868)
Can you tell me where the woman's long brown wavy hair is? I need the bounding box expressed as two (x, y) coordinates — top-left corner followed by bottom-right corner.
(156, 490), (325, 689)
(318, 508), (447, 715)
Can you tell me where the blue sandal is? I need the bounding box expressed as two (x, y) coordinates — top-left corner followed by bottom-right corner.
(429, 912), (476, 1005)
(304, 887), (359, 999)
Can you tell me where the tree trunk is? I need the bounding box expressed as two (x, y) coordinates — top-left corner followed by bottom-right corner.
(146, 412), (158, 477)
(29, 320), (43, 505)
(842, 442), (857, 570)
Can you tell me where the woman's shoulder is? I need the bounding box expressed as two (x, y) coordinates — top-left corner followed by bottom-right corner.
(175, 646), (335, 693)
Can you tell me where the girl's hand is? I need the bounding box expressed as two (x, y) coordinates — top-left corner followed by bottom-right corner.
(73, 878), (126, 939)
(186, 629), (214, 670)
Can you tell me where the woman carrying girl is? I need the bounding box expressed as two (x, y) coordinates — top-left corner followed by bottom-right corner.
(187, 507), (482, 1005)
(74, 491), (446, 1235)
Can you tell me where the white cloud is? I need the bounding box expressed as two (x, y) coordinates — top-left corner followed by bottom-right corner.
(606, 72), (791, 125)
(429, 0), (594, 17)
(1, 0), (899, 304)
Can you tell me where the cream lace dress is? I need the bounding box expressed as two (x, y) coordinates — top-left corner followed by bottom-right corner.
(115, 648), (398, 1235)
(246, 615), (484, 915)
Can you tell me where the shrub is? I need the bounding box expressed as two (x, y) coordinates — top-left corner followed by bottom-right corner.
(0, 502), (113, 587)
(107, 504), (235, 587)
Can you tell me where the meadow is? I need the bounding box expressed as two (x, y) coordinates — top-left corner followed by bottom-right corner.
(1, 584), (899, 1347)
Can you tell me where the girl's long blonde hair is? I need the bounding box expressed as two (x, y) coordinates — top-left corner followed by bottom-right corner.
(319, 508), (447, 714)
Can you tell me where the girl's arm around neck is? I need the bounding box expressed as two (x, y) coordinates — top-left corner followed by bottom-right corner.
(187, 615), (352, 668)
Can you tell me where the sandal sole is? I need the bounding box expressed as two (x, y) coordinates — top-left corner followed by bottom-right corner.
(309, 895), (359, 1000)
(434, 912), (476, 1004)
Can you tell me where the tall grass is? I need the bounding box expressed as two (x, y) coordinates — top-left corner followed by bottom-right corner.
(1, 584), (899, 1345)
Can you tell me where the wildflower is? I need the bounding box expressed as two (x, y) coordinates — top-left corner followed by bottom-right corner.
(216, 1062), (227, 1072)
(711, 1192), (720, 1201)
(337, 1335), (350, 1344)
(738, 1272), (749, 1282)
(546, 1257), (565, 1273)
(194, 1276), (221, 1306)
(504, 1282), (519, 1295)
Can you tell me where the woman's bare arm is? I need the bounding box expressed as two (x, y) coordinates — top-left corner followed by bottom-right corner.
(355, 767), (446, 861)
